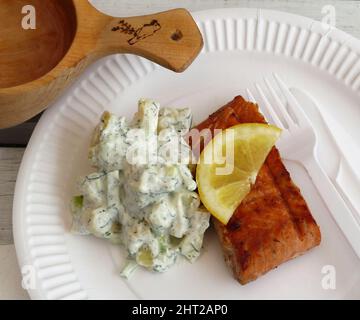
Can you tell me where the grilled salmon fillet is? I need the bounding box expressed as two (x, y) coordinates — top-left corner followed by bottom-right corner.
(190, 96), (321, 285)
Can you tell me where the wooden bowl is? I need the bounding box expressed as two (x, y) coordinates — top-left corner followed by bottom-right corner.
(0, 0), (203, 128)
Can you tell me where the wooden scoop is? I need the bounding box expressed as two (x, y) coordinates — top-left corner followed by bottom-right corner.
(0, 0), (203, 128)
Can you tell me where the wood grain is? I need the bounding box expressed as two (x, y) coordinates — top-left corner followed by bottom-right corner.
(0, 0), (359, 275)
(0, 0), (76, 88)
(0, 0), (358, 300)
(0, 1), (203, 129)
(1, 0), (360, 138)
(0, 149), (24, 245)
(0, 245), (29, 299)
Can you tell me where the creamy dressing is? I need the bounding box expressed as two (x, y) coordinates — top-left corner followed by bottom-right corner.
(71, 99), (210, 276)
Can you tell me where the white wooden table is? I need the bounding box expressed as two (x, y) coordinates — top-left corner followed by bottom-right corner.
(1, 0), (360, 300)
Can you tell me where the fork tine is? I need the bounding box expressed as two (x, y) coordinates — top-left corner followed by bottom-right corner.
(263, 77), (295, 127)
(273, 73), (310, 125)
(247, 88), (271, 124)
(246, 88), (256, 103)
(255, 83), (285, 129)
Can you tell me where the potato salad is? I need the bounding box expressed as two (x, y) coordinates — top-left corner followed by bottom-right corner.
(71, 99), (210, 277)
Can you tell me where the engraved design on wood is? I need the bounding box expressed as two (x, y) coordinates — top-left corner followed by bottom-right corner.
(111, 19), (162, 45)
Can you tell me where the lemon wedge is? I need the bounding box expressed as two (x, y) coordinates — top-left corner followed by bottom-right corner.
(196, 123), (281, 224)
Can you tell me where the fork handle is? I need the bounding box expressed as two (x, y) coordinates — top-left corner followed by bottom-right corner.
(304, 156), (360, 258)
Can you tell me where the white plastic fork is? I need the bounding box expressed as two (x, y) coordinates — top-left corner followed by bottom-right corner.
(247, 73), (360, 259)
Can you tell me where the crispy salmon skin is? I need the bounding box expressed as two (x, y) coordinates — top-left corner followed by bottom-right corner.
(191, 96), (321, 285)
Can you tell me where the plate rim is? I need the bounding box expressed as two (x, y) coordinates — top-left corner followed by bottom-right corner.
(13, 7), (360, 300)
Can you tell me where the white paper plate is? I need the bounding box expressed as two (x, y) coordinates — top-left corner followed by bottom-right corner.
(13, 8), (360, 300)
